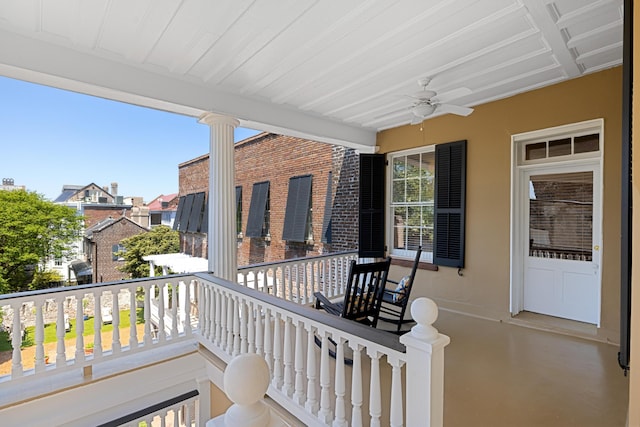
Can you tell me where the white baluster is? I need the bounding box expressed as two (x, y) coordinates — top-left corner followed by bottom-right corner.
(143, 285), (152, 346)
(220, 291), (228, 350)
(158, 284), (167, 342)
(75, 296), (85, 361)
(94, 293), (103, 357)
(305, 325), (319, 414)
(298, 262), (311, 304)
(112, 290), (121, 353)
(318, 332), (333, 423)
(33, 299), (45, 372)
(184, 280), (193, 336)
(173, 404), (179, 426)
(351, 344), (364, 427)
(171, 282), (179, 338)
(129, 288), (138, 349)
(240, 298), (248, 354)
(56, 298), (66, 366)
(368, 351), (382, 427)
(272, 312), (283, 389)
(232, 297), (240, 356)
(215, 288), (223, 345)
(255, 303), (264, 356)
(282, 316), (293, 396)
(293, 321), (306, 405)
(247, 301), (255, 353)
(333, 338), (347, 427)
(10, 303), (23, 377)
(263, 308), (273, 375)
(389, 357), (405, 427)
(226, 294), (234, 355)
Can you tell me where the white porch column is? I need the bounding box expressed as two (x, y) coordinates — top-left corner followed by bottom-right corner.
(199, 113), (240, 282)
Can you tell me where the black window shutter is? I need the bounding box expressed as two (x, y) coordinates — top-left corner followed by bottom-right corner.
(178, 194), (195, 232)
(282, 175), (313, 242)
(235, 186), (242, 211)
(434, 140), (466, 267)
(321, 172), (333, 243)
(173, 196), (186, 230)
(187, 192), (205, 233)
(246, 181), (270, 238)
(359, 154), (385, 258)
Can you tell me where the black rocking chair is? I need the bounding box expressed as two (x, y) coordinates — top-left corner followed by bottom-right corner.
(314, 257), (392, 328)
(379, 246), (422, 332)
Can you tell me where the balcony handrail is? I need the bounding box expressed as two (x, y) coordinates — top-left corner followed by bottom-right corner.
(0, 273), (196, 302)
(195, 271), (404, 352)
(237, 250), (358, 271)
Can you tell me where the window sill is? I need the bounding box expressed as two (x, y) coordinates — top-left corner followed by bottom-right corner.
(390, 257), (438, 271)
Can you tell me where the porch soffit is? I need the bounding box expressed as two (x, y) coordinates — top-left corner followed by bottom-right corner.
(0, 0), (623, 150)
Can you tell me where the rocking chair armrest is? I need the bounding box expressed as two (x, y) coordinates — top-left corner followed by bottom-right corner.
(386, 278), (400, 285)
(313, 292), (343, 316)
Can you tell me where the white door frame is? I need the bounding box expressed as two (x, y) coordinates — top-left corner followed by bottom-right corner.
(510, 119), (604, 325)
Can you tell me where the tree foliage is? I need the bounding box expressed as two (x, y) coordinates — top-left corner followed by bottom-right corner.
(0, 190), (83, 293)
(118, 225), (180, 278)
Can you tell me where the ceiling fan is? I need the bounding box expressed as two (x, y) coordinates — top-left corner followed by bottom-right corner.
(407, 77), (474, 125)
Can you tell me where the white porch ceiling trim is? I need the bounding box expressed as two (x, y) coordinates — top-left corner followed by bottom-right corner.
(0, 29), (377, 151)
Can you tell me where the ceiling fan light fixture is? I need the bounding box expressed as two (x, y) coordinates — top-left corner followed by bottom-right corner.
(412, 103), (436, 117)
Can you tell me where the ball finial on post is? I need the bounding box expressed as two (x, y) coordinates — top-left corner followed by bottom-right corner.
(410, 297), (439, 341)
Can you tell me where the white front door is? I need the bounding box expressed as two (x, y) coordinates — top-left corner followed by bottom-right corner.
(522, 164), (601, 324)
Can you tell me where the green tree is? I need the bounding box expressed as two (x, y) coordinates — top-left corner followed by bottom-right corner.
(118, 225), (180, 278)
(0, 190), (83, 293)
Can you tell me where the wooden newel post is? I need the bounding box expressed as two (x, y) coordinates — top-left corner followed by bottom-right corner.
(399, 298), (451, 427)
(207, 353), (272, 427)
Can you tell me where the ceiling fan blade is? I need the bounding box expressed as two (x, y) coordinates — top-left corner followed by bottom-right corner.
(437, 103), (474, 116)
(432, 87), (472, 103)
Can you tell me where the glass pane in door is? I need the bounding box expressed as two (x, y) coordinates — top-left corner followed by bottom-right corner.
(529, 171), (593, 261)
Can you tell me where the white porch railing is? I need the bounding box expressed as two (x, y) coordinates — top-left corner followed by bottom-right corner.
(0, 275), (197, 388)
(196, 272), (449, 427)
(0, 259), (449, 427)
(235, 251), (358, 304)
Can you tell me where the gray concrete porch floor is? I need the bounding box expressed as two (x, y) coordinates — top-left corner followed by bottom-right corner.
(378, 308), (628, 427)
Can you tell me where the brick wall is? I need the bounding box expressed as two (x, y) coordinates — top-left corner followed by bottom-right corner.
(328, 146), (360, 252)
(88, 218), (147, 282)
(83, 206), (132, 229)
(177, 133), (359, 266)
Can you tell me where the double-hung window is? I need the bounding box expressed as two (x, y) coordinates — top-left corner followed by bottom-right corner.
(386, 140), (466, 267)
(389, 147), (435, 262)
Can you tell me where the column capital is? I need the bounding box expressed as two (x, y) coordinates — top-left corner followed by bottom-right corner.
(198, 112), (240, 128)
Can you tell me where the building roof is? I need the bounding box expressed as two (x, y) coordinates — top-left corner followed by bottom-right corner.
(53, 183), (114, 203)
(85, 215), (147, 238)
(147, 193), (179, 211)
(53, 185), (84, 203)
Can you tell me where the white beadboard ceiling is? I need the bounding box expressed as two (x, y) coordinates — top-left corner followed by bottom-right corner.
(0, 0), (623, 149)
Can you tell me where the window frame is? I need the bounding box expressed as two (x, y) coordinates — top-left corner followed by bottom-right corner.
(386, 145), (435, 263)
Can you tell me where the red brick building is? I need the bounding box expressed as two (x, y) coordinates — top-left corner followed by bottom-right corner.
(84, 216), (148, 282)
(176, 133), (359, 266)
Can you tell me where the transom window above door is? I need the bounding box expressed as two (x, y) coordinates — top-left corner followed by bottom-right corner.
(519, 132), (600, 165)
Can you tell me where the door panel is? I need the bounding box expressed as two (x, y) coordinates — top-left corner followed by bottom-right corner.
(523, 166), (600, 324)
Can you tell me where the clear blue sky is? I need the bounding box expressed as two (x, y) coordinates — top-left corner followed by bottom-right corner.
(0, 76), (260, 202)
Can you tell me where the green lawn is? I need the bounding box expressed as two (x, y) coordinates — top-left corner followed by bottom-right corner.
(0, 308), (144, 351)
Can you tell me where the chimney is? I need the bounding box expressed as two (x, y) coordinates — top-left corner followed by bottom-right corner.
(111, 182), (118, 197)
